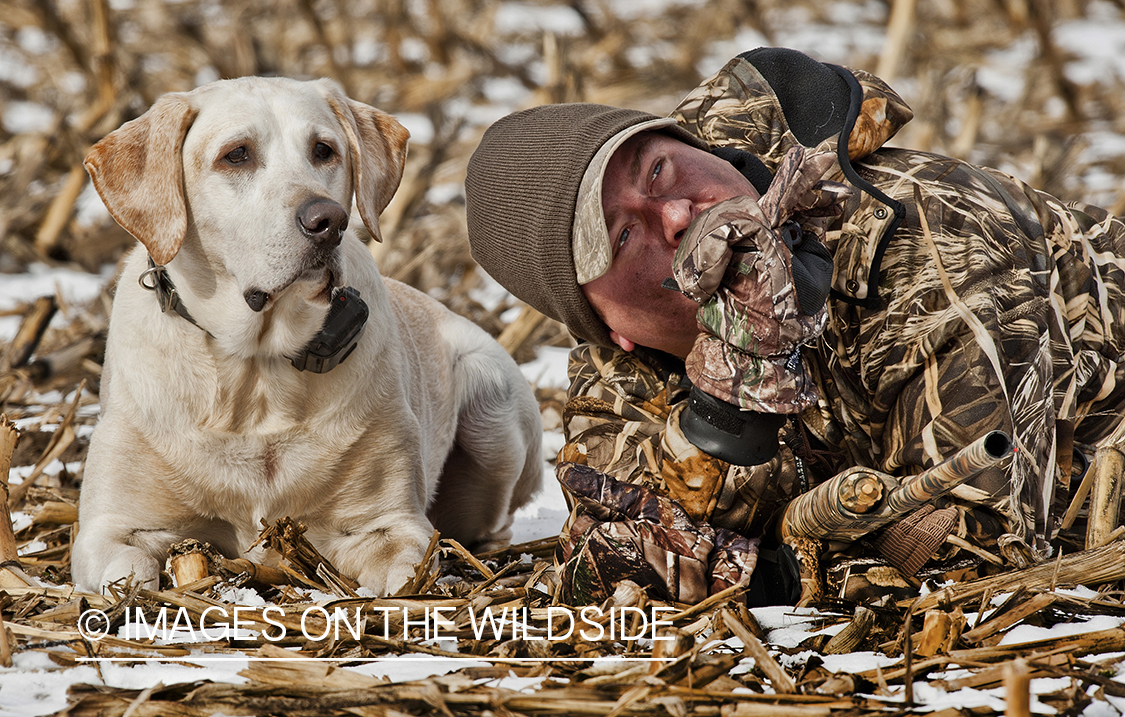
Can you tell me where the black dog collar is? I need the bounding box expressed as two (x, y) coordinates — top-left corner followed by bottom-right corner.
(138, 257), (209, 334)
(139, 256), (368, 374)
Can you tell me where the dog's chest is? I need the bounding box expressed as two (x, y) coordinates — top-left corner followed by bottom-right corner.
(181, 428), (356, 516)
(194, 425), (351, 486)
(175, 358), (368, 483)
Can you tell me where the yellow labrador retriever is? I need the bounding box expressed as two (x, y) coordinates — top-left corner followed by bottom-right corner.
(72, 77), (542, 595)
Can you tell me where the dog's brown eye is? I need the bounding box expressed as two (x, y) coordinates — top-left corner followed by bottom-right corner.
(225, 146), (249, 164)
(313, 142), (334, 161)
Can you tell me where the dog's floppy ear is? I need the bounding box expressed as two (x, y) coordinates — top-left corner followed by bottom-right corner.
(323, 82), (410, 243)
(84, 94), (197, 265)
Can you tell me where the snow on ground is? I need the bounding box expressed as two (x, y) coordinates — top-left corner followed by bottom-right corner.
(515, 344), (573, 545)
(0, 263), (113, 344)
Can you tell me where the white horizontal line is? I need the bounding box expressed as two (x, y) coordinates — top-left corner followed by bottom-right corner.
(77, 655), (679, 663)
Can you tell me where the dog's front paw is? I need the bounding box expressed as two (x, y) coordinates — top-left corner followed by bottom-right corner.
(324, 517), (434, 596)
(356, 555), (421, 596)
(73, 546), (162, 594)
(343, 529), (430, 596)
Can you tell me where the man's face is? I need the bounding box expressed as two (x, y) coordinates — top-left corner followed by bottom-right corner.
(582, 130), (760, 358)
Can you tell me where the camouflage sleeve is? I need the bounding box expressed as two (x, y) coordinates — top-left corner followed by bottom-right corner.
(819, 154), (1125, 558)
(555, 343), (810, 604)
(555, 463), (760, 605)
(559, 343), (803, 535)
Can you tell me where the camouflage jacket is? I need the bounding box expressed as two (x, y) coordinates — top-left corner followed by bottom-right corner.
(558, 49), (1125, 603)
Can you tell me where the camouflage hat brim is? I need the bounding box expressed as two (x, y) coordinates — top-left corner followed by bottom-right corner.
(573, 118), (679, 285)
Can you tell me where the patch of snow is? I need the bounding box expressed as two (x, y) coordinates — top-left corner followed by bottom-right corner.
(348, 654), (492, 683)
(908, 682), (1006, 711)
(17, 540), (47, 556)
(17, 26), (56, 55)
(511, 464), (569, 545)
(820, 651), (898, 674)
(0, 650), (251, 716)
(8, 460), (84, 485)
(999, 613), (1125, 645)
(425, 181), (463, 206)
(10, 512), (32, 533)
(775, 24), (886, 65)
(520, 346), (572, 390)
(395, 112), (435, 145)
(0, 263), (115, 342)
(74, 181), (111, 227)
(1054, 6), (1125, 84)
(2, 101), (54, 135)
(697, 31), (770, 79)
(0, 47), (37, 88)
(751, 606), (824, 648)
(193, 65), (221, 86)
(607, 0), (707, 21)
(494, 3), (585, 35)
(977, 35), (1037, 103)
(481, 76), (532, 105)
(467, 271), (513, 313)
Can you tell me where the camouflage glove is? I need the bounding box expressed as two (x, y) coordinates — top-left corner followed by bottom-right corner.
(556, 462), (759, 605)
(672, 147), (851, 413)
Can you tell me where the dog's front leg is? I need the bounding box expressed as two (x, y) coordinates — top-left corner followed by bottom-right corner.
(73, 516), (242, 593)
(73, 422), (245, 593)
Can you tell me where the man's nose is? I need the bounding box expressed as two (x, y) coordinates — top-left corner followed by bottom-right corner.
(658, 198), (693, 247)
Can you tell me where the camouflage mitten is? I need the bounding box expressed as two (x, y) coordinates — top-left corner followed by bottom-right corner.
(672, 147), (850, 413)
(556, 462), (759, 605)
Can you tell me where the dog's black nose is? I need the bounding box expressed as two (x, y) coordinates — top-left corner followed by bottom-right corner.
(297, 198), (348, 245)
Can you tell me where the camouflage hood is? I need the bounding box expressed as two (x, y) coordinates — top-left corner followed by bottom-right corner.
(675, 47), (913, 168)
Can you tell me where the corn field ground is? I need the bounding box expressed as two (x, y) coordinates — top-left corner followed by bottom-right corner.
(1, 0), (1125, 715)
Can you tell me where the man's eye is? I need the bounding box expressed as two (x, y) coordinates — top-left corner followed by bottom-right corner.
(224, 146), (249, 164)
(313, 142), (334, 161)
(616, 227), (630, 251)
(651, 160), (663, 183)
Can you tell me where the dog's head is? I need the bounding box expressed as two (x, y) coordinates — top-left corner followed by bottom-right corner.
(85, 77), (409, 312)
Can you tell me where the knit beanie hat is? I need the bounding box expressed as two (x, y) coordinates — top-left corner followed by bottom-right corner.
(465, 103), (709, 347)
